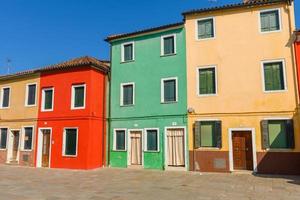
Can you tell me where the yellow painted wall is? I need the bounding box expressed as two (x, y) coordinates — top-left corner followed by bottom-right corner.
(185, 3), (299, 151)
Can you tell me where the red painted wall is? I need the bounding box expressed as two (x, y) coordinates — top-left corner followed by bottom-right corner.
(295, 40), (300, 96)
(35, 66), (107, 170)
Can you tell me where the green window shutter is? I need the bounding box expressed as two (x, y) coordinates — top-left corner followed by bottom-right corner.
(65, 129), (77, 156)
(264, 64), (273, 91)
(198, 21), (206, 39)
(260, 13), (269, 32)
(164, 36), (175, 55)
(124, 44), (133, 61)
(74, 86), (85, 107)
(200, 121), (215, 147)
(199, 68), (216, 95)
(164, 80), (176, 102)
(123, 85), (133, 105)
(268, 120), (288, 149)
(286, 120), (295, 149)
(44, 90), (53, 109)
(264, 62), (284, 91)
(261, 120), (270, 149)
(116, 130), (125, 150)
(24, 127), (33, 150)
(261, 10), (279, 32)
(147, 130), (158, 151)
(215, 121), (222, 148)
(0, 128), (7, 149)
(269, 11), (279, 31)
(198, 19), (213, 39)
(194, 121), (201, 149)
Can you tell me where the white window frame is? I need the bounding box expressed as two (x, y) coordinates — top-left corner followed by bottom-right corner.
(120, 82), (135, 106)
(161, 34), (177, 56)
(71, 84), (86, 110)
(144, 128), (160, 152)
(195, 17), (216, 41)
(62, 127), (78, 157)
(261, 59), (287, 93)
(113, 129), (127, 151)
(197, 65), (218, 97)
(0, 127), (9, 150)
(21, 126), (34, 151)
(0, 86), (11, 109)
(259, 8), (282, 34)
(41, 87), (54, 112)
(121, 42), (135, 63)
(161, 77), (178, 103)
(25, 83), (37, 107)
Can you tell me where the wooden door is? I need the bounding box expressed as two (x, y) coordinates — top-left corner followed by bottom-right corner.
(42, 130), (51, 167)
(167, 129), (185, 167)
(12, 131), (20, 161)
(130, 131), (142, 165)
(232, 131), (253, 170)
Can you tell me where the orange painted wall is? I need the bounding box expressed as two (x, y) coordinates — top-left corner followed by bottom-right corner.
(295, 40), (300, 96)
(36, 66), (107, 169)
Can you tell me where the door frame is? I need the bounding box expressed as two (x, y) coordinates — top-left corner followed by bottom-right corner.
(36, 127), (52, 168)
(228, 128), (257, 172)
(127, 129), (144, 167)
(7, 129), (21, 163)
(164, 126), (187, 171)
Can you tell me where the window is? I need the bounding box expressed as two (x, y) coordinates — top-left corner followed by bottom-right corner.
(161, 78), (177, 103)
(114, 129), (126, 151)
(122, 42), (134, 62)
(121, 83), (134, 106)
(26, 84), (37, 106)
(197, 18), (215, 39)
(161, 35), (176, 56)
(71, 84), (86, 109)
(260, 9), (280, 32)
(1, 87), (10, 108)
(63, 128), (78, 156)
(23, 127), (33, 150)
(261, 120), (294, 149)
(198, 67), (217, 95)
(145, 129), (159, 152)
(42, 88), (54, 111)
(263, 61), (286, 91)
(194, 121), (222, 148)
(0, 128), (8, 149)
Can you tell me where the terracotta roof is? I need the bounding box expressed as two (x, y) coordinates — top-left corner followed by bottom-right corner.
(0, 56), (110, 80)
(106, 22), (184, 42)
(182, 0), (291, 16)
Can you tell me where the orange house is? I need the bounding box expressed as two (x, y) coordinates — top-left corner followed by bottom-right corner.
(295, 30), (300, 95)
(35, 57), (109, 170)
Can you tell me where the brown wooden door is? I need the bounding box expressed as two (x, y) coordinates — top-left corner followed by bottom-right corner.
(232, 131), (253, 170)
(42, 130), (51, 167)
(12, 131), (20, 161)
(130, 131), (142, 165)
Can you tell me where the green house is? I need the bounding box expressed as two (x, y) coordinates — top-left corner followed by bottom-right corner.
(106, 23), (188, 170)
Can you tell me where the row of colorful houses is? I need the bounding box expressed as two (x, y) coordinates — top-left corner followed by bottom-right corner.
(1, 0), (300, 174)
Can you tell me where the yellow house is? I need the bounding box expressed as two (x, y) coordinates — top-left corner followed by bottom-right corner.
(184, 0), (299, 174)
(0, 72), (40, 167)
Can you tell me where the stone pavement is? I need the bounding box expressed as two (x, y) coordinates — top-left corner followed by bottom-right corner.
(0, 165), (299, 200)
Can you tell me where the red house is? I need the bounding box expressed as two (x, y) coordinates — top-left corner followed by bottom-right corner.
(35, 57), (109, 170)
(296, 30), (300, 95)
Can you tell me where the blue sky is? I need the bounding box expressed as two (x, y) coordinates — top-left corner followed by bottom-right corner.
(0, 0), (299, 74)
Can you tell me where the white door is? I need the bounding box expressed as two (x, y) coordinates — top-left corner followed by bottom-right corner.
(167, 128), (185, 167)
(130, 131), (142, 165)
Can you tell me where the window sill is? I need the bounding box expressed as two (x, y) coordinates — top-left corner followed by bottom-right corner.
(120, 104), (134, 107)
(160, 53), (176, 57)
(25, 104), (37, 108)
(144, 150), (160, 153)
(197, 94), (217, 97)
(62, 155), (78, 158)
(196, 37), (216, 41)
(121, 60), (135, 64)
(71, 107), (85, 110)
(20, 149), (33, 152)
(260, 29), (282, 34)
(161, 101), (178, 104)
(41, 109), (54, 112)
(0, 107), (10, 110)
(263, 89), (287, 94)
(112, 150), (127, 152)
(265, 148), (294, 152)
(194, 147), (221, 151)
(0, 148), (7, 151)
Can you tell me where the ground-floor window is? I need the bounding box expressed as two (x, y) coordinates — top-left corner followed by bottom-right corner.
(261, 119), (294, 149)
(194, 121), (222, 148)
(23, 127), (33, 150)
(145, 129), (159, 152)
(114, 129), (126, 151)
(0, 128), (8, 149)
(63, 128), (78, 156)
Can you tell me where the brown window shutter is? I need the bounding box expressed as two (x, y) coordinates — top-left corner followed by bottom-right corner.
(215, 121), (222, 148)
(286, 120), (295, 149)
(261, 120), (270, 149)
(194, 121), (201, 149)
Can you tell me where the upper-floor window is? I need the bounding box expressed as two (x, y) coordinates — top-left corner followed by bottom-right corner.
(71, 84), (86, 109)
(0, 128), (8, 149)
(161, 77), (178, 103)
(262, 60), (286, 92)
(25, 83), (37, 106)
(23, 127), (33, 150)
(194, 121), (222, 148)
(121, 83), (134, 106)
(121, 42), (134, 62)
(1, 87), (10, 108)
(161, 34), (176, 56)
(197, 17), (215, 40)
(198, 66), (217, 96)
(42, 88), (54, 111)
(261, 119), (294, 149)
(63, 128), (78, 157)
(260, 9), (281, 33)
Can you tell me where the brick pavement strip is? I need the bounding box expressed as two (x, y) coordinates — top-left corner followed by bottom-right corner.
(0, 165), (299, 200)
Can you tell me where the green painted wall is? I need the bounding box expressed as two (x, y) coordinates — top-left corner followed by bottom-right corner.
(109, 27), (188, 170)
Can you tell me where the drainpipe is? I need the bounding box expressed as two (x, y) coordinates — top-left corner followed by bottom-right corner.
(106, 43), (112, 167)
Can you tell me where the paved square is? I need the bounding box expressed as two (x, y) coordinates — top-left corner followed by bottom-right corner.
(0, 165), (299, 200)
